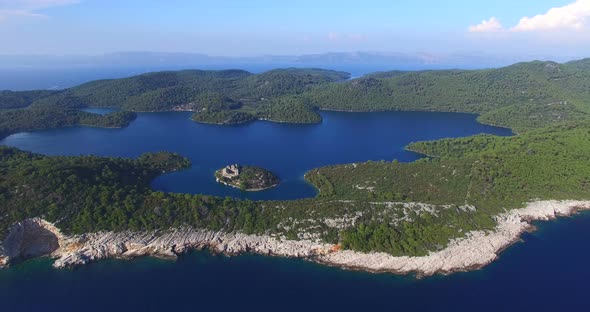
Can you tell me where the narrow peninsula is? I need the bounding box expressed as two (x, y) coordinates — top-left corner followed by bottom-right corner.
(215, 164), (280, 191)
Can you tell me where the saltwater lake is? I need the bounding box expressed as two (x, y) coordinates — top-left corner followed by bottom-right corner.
(1, 110), (512, 200)
(5, 110), (587, 312)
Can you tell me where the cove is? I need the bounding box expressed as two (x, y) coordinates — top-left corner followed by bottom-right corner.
(0, 110), (512, 200)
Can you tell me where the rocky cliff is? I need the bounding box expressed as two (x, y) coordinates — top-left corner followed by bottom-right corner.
(0, 218), (63, 266)
(1, 200), (589, 277)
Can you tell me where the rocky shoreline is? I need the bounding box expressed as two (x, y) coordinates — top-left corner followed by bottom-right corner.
(1, 200), (589, 277)
(215, 177), (279, 192)
(215, 165), (280, 192)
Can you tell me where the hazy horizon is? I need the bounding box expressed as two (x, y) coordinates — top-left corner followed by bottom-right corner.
(0, 50), (585, 69)
(1, 1), (590, 58)
(0, 49), (587, 91)
(3, 0), (590, 90)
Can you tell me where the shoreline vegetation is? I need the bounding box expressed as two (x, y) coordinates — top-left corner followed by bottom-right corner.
(0, 109), (137, 139)
(214, 165), (280, 192)
(2, 59), (590, 276)
(2, 200), (588, 277)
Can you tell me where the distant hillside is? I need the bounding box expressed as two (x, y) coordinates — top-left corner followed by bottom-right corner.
(3, 58), (590, 260)
(0, 68), (349, 137)
(0, 51), (577, 71)
(26, 68), (348, 118)
(2, 59), (590, 135)
(304, 59), (590, 132)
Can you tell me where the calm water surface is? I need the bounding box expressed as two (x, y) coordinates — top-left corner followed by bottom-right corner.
(1, 212), (589, 311)
(1, 111), (512, 200)
(5, 111), (585, 312)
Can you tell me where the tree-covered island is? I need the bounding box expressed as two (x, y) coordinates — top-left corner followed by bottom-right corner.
(215, 164), (280, 191)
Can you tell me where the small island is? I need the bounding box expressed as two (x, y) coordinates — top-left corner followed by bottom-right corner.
(215, 164), (280, 191)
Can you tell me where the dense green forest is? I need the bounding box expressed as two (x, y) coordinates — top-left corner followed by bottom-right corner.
(26, 68), (349, 122)
(309, 121), (590, 209)
(303, 59), (590, 132)
(2, 59), (590, 257)
(2, 121), (590, 256)
(192, 110), (257, 125)
(0, 109), (136, 139)
(0, 68), (349, 135)
(215, 165), (280, 191)
(310, 121), (590, 253)
(2, 60), (590, 132)
(0, 90), (58, 109)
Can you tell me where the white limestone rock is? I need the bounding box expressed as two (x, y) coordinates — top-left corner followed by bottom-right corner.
(2, 200), (589, 277)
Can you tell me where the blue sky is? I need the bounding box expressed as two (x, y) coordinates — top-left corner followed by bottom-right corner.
(0, 0), (588, 56)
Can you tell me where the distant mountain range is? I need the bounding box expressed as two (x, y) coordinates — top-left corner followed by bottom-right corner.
(0, 51), (582, 70)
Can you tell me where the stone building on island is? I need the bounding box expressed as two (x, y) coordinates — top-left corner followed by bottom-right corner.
(221, 164), (240, 178)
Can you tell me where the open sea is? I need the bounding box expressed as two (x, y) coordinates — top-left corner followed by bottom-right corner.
(1, 211), (589, 311)
(1, 69), (586, 311)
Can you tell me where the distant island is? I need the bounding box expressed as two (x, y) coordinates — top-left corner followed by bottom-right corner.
(215, 164), (279, 191)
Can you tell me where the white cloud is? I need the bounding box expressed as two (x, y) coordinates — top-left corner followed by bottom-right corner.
(468, 17), (504, 33)
(0, 0), (78, 21)
(512, 0), (590, 32)
(469, 1), (590, 34)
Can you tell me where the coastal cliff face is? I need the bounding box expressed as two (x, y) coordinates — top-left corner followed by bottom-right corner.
(1, 200), (589, 277)
(0, 218), (63, 267)
(51, 230), (332, 268)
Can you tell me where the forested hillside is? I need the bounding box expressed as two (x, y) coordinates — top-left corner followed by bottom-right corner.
(2, 120), (590, 256)
(0, 68), (349, 134)
(2, 60), (590, 132)
(306, 121), (590, 253)
(2, 60), (590, 257)
(304, 60), (590, 132)
(0, 90), (58, 109)
(0, 109), (136, 139)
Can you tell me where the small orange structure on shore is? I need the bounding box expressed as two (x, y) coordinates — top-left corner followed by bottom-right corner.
(330, 244), (342, 252)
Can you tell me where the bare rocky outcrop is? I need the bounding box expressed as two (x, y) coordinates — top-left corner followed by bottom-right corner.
(2, 200), (589, 276)
(51, 230), (333, 268)
(0, 218), (63, 266)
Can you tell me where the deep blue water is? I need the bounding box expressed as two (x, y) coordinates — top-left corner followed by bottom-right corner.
(1, 211), (589, 312)
(1, 111), (512, 200)
(6, 110), (588, 312)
